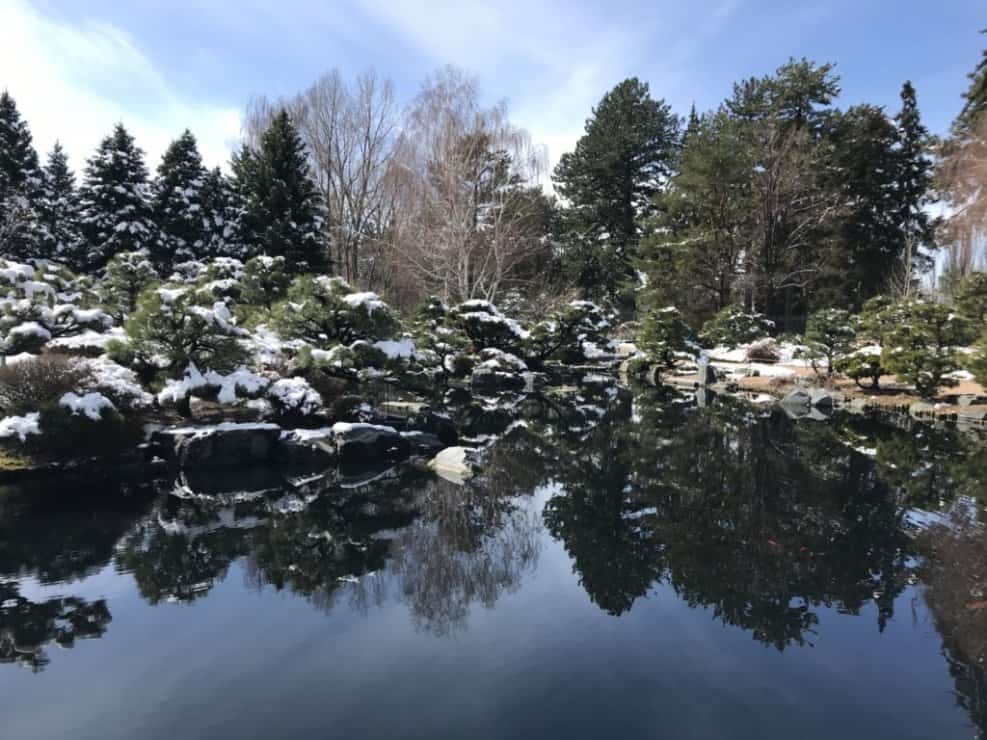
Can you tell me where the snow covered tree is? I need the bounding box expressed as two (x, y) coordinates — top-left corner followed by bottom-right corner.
(198, 167), (242, 260)
(240, 255), (289, 310)
(151, 130), (209, 270)
(699, 305), (774, 347)
(34, 143), (81, 265)
(233, 111), (326, 273)
(553, 78), (679, 303)
(272, 275), (397, 346)
(0, 91), (41, 259)
(77, 124), (156, 271)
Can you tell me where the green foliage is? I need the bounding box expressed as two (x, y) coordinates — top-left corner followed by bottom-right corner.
(151, 129), (209, 270)
(526, 300), (613, 365)
(193, 257), (244, 303)
(969, 332), (987, 389)
(26, 403), (139, 459)
(954, 271), (987, 323)
(836, 351), (887, 390)
(272, 275), (398, 347)
(553, 78), (679, 302)
(881, 301), (976, 397)
(123, 286), (247, 373)
(637, 307), (692, 377)
(804, 308), (856, 375)
(699, 305), (774, 347)
(240, 255), (290, 310)
(100, 250), (159, 321)
(449, 301), (528, 354)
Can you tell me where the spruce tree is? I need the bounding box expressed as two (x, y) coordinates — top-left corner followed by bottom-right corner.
(35, 143), (82, 265)
(894, 81), (936, 285)
(552, 79), (679, 303)
(151, 130), (208, 270)
(234, 111), (326, 274)
(0, 90), (41, 258)
(77, 123), (156, 271)
(199, 166), (243, 261)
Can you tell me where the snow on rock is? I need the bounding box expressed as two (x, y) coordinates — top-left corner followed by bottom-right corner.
(267, 377), (322, 416)
(8, 321), (52, 341)
(373, 337), (417, 360)
(0, 412), (41, 442)
(82, 357), (154, 409)
(207, 367), (269, 404)
(331, 422), (398, 435)
(59, 392), (116, 421)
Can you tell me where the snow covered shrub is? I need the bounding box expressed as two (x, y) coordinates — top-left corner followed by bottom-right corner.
(194, 257), (244, 303)
(272, 275), (399, 347)
(266, 377), (323, 418)
(699, 305), (774, 347)
(637, 307), (693, 379)
(525, 300), (612, 365)
(77, 357), (154, 410)
(451, 300), (529, 354)
(0, 356), (91, 415)
(745, 337), (781, 363)
(29, 402), (136, 459)
(100, 251), (159, 321)
(167, 260), (209, 284)
(123, 286), (247, 373)
(836, 347), (888, 390)
(804, 308), (857, 376)
(881, 300), (976, 398)
(240, 255), (290, 310)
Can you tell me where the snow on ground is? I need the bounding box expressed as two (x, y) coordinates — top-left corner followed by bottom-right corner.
(59, 392), (115, 421)
(0, 412), (40, 441)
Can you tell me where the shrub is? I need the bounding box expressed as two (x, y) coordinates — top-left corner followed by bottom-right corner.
(746, 338), (781, 363)
(969, 334), (987, 389)
(836, 350), (887, 390)
(0, 356), (91, 415)
(882, 301), (976, 398)
(804, 308), (857, 376)
(954, 271), (987, 324)
(240, 255), (290, 310)
(451, 300), (529, 354)
(272, 276), (399, 347)
(637, 307), (692, 379)
(124, 286), (248, 373)
(194, 258), (244, 303)
(25, 403), (138, 459)
(100, 251), (159, 321)
(526, 300), (613, 365)
(699, 305), (774, 347)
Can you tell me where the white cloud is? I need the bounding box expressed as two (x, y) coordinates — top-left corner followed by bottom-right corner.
(0, 0), (241, 173)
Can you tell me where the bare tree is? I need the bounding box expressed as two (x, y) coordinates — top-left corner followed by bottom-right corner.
(387, 66), (549, 305)
(938, 117), (987, 282)
(243, 69), (400, 285)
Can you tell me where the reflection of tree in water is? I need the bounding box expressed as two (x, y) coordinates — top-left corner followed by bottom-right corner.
(0, 581), (111, 671)
(544, 390), (916, 648)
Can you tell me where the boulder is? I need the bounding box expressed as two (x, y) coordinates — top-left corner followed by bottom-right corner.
(401, 431), (446, 457)
(428, 445), (482, 485)
(780, 389), (812, 408)
(153, 422), (282, 469)
(332, 422), (410, 467)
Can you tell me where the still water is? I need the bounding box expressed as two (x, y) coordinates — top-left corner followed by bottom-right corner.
(1, 387), (986, 739)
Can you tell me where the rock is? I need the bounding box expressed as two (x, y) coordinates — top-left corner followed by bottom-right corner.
(846, 397), (871, 414)
(153, 422), (282, 469)
(401, 431), (446, 457)
(407, 409), (458, 445)
(471, 367), (526, 394)
(428, 445), (481, 485)
(278, 427), (337, 468)
(331, 422), (410, 467)
(808, 389), (835, 409)
(615, 342), (638, 357)
(781, 389), (812, 408)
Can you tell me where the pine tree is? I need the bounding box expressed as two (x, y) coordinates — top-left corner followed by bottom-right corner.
(234, 111), (326, 274)
(552, 79), (679, 303)
(199, 166), (243, 261)
(0, 91), (41, 258)
(35, 143), (82, 265)
(77, 123), (156, 271)
(151, 130), (209, 270)
(953, 30), (987, 137)
(894, 81), (936, 287)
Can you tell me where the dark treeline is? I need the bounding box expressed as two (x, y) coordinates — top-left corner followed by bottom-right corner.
(1, 42), (985, 330)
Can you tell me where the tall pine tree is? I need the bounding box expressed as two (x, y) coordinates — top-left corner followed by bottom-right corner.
(77, 123), (156, 271)
(953, 29), (987, 137)
(894, 81), (936, 288)
(553, 79), (679, 304)
(234, 110), (326, 274)
(152, 129), (212, 270)
(35, 142), (82, 265)
(0, 91), (41, 259)
(199, 166), (243, 261)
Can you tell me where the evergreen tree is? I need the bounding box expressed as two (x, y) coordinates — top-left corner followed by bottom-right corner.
(199, 166), (243, 260)
(35, 143), (82, 265)
(233, 111), (326, 273)
(553, 79), (679, 303)
(77, 124), (156, 271)
(894, 81), (936, 285)
(953, 30), (987, 137)
(0, 91), (41, 258)
(151, 130), (209, 270)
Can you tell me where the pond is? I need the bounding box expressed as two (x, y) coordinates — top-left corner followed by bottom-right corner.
(1, 387), (986, 740)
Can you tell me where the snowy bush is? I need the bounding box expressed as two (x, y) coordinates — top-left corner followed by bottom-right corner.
(637, 307), (693, 379)
(193, 257), (244, 303)
(100, 250), (159, 321)
(267, 377), (323, 417)
(78, 357), (154, 410)
(836, 347), (887, 390)
(240, 255), (290, 310)
(745, 338), (781, 363)
(0, 355), (91, 415)
(59, 391), (116, 421)
(451, 300), (529, 354)
(0, 412), (41, 443)
(123, 285), (247, 373)
(881, 300), (975, 398)
(526, 300), (612, 364)
(804, 308), (857, 376)
(272, 275), (399, 347)
(699, 305), (774, 347)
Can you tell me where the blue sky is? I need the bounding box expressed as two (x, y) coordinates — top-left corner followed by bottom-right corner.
(1, 0), (983, 172)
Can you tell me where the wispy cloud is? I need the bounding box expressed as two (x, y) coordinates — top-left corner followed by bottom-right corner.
(0, 0), (241, 172)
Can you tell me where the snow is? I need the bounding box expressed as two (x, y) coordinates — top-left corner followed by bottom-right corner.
(343, 291), (387, 315)
(331, 422), (398, 435)
(8, 322), (52, 341)
(373, 337), (417, 359)
(207, 367), (269, 404)
(267, 377), (322, 415)
(48, 329), (121, 352)
(59, 392), (115, 421)
(82, 357), (154, 408)
(0, 412), (41, 442)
